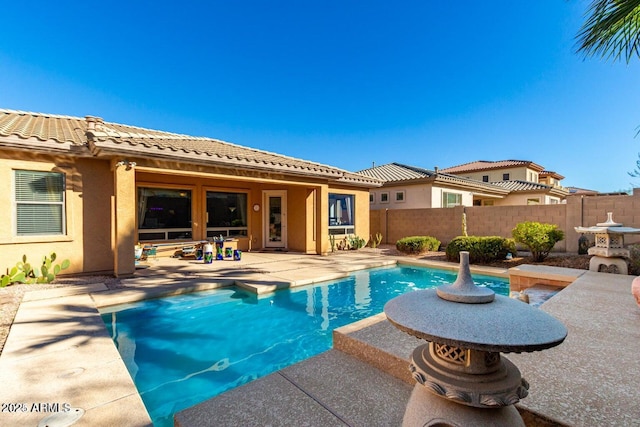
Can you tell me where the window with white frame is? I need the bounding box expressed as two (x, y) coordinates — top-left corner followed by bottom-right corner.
(15, 170), (66, 236)
(369, 193), (374, 203)
(329, 193), (355, 235)
(442, 192), (462, 208)
(380, 192), (389, 203)
(395, 191), (405, 202)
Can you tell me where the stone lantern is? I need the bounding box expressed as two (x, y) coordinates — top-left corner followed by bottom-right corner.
(384, 252), (567, 426)
(574, 212), (640, 274)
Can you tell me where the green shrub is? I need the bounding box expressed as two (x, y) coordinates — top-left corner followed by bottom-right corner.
(445, 236), (516, 263)
(396, 236), (441, 254)
(512, 221), (564, 262)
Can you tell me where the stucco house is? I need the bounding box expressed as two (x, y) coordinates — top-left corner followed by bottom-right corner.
(357, 163), (509, 210)
(358, 161), (570, 210)
(0, 109), (380, 277)
(440, 160), (570, 205)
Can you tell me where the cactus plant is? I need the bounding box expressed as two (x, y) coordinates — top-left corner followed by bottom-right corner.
(329, 235), (336, 252)
(369, 232), (383, 249)
(1, 253), (70, 287)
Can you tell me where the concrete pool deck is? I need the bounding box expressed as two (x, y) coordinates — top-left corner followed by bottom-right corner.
(0, 250), (638, 426)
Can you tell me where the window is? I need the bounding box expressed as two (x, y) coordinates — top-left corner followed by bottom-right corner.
(329, 193), (355, 235)
(527, 198), (540, 205)
(395, 191), (405, 202)
(380, 192), (389, 203)
(206, 191), (248, 238)
(138, 188), (192, 240)
(442, 192), (462, 208)
(369, 193), (374, 203)
(15, 170), (65, 235)
(482, 175), (489, 182)
(503, 173), (510, 181)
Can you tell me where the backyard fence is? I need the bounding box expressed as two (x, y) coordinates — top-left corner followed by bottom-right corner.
(370, 189), (640, 253)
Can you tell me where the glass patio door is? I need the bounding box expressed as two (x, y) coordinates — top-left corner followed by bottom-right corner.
(264, 191), (287, 248)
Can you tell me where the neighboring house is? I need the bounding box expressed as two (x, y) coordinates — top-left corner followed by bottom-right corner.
(567, 186), (630, 196)
(440, 160), (570, 205)
(0, 109), (380, 277)
(357, 163), (509, 210)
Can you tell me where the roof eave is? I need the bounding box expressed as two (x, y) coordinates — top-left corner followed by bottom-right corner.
(433, 175), (509, 195)
(0, 135), (90, 156)
(90, 139), (382, 187)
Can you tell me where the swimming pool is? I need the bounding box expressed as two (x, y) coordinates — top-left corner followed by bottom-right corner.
(100, 265), (509, 426)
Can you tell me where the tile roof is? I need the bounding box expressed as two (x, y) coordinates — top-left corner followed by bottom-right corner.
(440, 160), (545, 174)
(357, 163), (509, 194)
(491, 180), (551, 191)
(491, 180), (569, 197)
(0, 110), (86, 145)
(0, 109), (380, 187)
(357, 162), (434, 182)
(540, 170), (565, 180)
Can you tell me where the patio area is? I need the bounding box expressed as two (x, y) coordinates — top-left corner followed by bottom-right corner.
(0, 249), (638, 426)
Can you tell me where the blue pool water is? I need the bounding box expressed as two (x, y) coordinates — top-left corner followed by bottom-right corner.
(100, 265), (509, 426)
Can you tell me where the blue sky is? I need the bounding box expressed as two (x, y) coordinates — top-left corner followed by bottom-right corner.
(1, 1), (639, 192)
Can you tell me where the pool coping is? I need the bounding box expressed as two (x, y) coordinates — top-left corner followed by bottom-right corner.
(0, 251), (562, 427)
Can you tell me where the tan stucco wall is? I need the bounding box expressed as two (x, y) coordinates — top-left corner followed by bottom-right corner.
(457, 166), (534, 183)
(430, 186), (473, 208)
(491, 192), (560, 206)
(370, 184), (479, 210)
(0, 153), (113, 276)
(113, 160), (136, 276)
(370, 190), (640, 253)
(370, 184), (434, 210)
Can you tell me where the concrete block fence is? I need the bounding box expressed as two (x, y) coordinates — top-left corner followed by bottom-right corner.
(370, 189), (640, 253)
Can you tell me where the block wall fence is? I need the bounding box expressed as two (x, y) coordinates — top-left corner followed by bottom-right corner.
(369, 189), (640, 253)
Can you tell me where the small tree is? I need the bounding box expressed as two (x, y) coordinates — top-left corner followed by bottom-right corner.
(512, 222), (564, 262)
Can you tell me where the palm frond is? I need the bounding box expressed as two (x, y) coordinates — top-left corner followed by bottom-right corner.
(576, 0), (640, 63)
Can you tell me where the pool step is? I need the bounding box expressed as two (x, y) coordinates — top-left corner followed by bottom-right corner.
(332, 313), (417, 385)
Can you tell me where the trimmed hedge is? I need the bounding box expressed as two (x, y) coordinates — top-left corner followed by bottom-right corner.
(445, 236), (516, 263)
(396, 236), (441, 254)
(512, 221), (564, 262)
